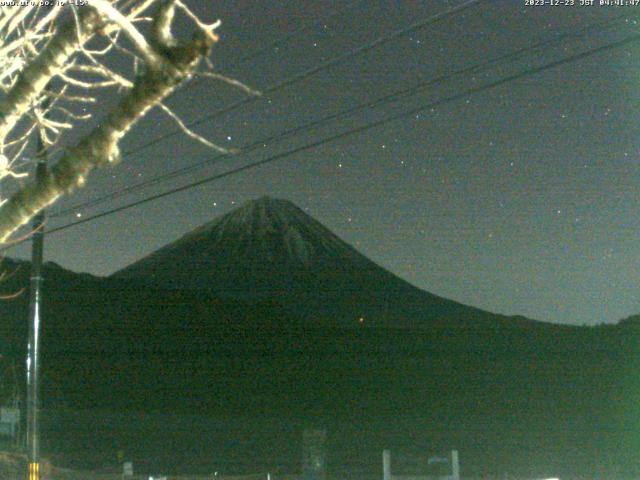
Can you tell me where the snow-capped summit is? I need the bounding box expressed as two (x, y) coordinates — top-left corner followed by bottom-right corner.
(113, 195), (394, 302)
(187, 195), (365, 268)
(114, 196), (369, 281)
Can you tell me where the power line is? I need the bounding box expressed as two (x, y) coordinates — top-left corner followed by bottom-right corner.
(120, 0), (486, 159)
(36, 32), (640, 241)
(50, 12), (632, 219)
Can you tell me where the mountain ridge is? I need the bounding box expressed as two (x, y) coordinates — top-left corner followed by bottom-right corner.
(113, 196), (385, 280)
(110, 196), (539, 328)
(0, 198), (633, 475)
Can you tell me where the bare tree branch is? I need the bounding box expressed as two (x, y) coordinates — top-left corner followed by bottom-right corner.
(0, 8), (102, 147)
(86, 0), (164, 67)
(0, 1), (220, 242)
(157, 102), (231, 153)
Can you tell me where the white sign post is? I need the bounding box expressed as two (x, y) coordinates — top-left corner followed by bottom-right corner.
(382, 449), (391, 480)
(451, 450), (460, 480)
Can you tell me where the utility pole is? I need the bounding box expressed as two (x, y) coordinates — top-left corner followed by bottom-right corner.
(26, 97), (49, 480)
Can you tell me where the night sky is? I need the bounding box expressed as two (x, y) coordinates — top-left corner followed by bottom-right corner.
(6, 0), (640, 325)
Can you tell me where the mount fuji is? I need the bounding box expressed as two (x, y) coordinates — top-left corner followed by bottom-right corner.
(113, 196), (532, 328)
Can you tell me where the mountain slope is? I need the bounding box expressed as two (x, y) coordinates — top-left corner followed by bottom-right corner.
(113, 196), (532, 328)
(114, 196), (373, 289)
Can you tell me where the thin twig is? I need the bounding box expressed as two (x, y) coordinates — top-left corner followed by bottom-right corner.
(158, 102), (233, 154)
(197, 71), (262, 97)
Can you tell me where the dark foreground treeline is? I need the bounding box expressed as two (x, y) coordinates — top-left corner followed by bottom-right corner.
(0, 260), (637, 477)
